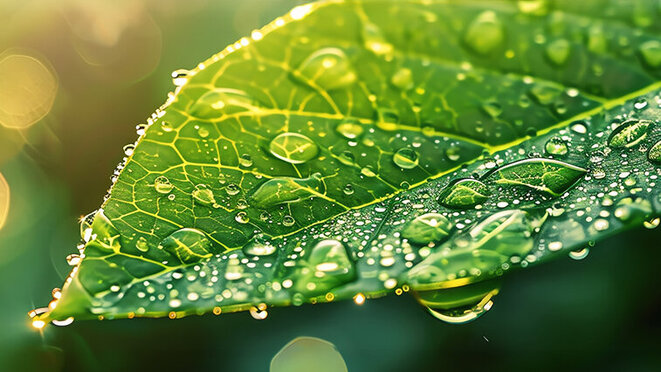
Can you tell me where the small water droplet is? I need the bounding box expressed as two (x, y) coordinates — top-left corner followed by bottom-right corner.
(154, 176), (174, 194)
(295, 48), (357, 90)
(192, 184), (216, 205)
(390, 67), (413, 90)
(135, 236), (149, 252)
(226, 183), (241, 196)
(545, 39), (571, 65)
(250, 303), (268, 320)
(171, 69), (190, 86)
(569, 247), (589, 260)
(239, 154), (253, 167)
(282, 215), (295, 227)
(544, 137), (568, 156)
(464, 11), (504, 54)
(336, 119), (364, 139)
(235, 211), (249, 224)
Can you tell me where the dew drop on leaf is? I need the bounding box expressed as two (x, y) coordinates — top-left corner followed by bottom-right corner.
(336, 119), (364, 139)
(295, 48), (357, 90)
(639, 40), (661, 68)
(239, 154), (253, 167)
(362, 22), (394, 56)
(648, 140), (661, 163)
(390, 67), (414, 90)
(154, 175), (174, 194)
(437, 179), (490, 208)
(249, 173), (323, 208)
(192, 184), (216, 205)
(401, 213), (452, 245)
(158, 228), (213, 264)
(544, 137), (568, 156)
(269, 132), (319, 164)
(190, 88), (258, 118)
(393, 148), (419, 169)
(545, 39), (571, 66)
(464, 11), (504, 54)
(226, 183), (241, 196)
(282, 215), (296, 227)
(607, 119), (651, 148)
(171, 69), (190, 86)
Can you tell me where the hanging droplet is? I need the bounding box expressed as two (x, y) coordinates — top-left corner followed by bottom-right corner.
(393, 148), (419, 169)
(464, 11), (504, 54)
(545, 39), (571, 65)
(192, 184), (216, 206)
(401, 213), (453, 245)
(608, 119), (651, 148)
(250, 303), (268, 320)
(336, 119), (364, 139)
(123, 144), (135, 157)
(66, 254), (81, 266)
(154, 176), (174, 194)
(643, 217), (660, 229)
(416, 285), (499, 324)
(633, 98), (648, 110)
(569, 247), (589, 260)
(544, 137), (568, 156)
(269, 132), (319, 164)
(294, 48), (357, 90)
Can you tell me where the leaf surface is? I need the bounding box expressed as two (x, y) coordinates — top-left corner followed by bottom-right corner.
(36, 0), (661, 324)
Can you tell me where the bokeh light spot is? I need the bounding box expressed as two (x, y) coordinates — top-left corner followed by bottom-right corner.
(0, 54), (58, 129)
(270, 337), (347, 372)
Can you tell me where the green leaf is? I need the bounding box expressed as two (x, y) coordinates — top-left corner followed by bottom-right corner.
(34, 0), (661, 326)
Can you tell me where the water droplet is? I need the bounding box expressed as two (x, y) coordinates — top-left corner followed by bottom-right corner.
(437, 179), (490, 208)
(285, 240), (355, 297)
(482, 101), (502, 118)
(295, 48), (356, 90)
(249, 173), (323, 208)
(197, 127), (210, 138)
(639, 40), (661, 68)
(464, 11), (504, 54)
(390, 67), (413, 90)
(445, 146), (461, 161)
(545, 39), (571, 65)
(269, 132), (319, 164)
(336, 119), (364, 139)
(171, 69), (190, 86)
(190, 88), (258, 118)
(282, 215), (296, 227)
(353, 293), (366, 305)
(544, 137), (568, 156)
(571, 122), (587, 134)
(192, 184), (216, 205)
(517, 0), (549, 15)
(608, 119), (651, 148)
(123, 144), (135, 157)
(158, 228), (214, 264)
(643, 217), (660, 229)
(135, 236), (149, 252)
(417, 285), (499, 324)
(592, 218), (610, 231)
(634, 98), (648, 110)
(242, 237), (277, 256)
(362, 22), (394, 56)
(66, 254), (81, 266)
(401, 213), (453, 245)
(239, 154), (253, 167)
(250, 303), (268, 320)
(360, 166), (377, 178)
(342, 184), (354, 195)
(235, 211), (249, 224)
(393, 148), (419, 169)
(569, 247), (589, 260)
(154, 176), (174, 194)
(226, 183), (241, 196)
(161, 121), (174, 132)
(529, 84), (562, 105)
(614, 196), (652, 222)
(648, 140), (661, 163)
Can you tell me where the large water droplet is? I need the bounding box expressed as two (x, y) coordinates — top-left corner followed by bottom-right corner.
(190, 88), (258, 118)
(242, 236), (277, 257)
(158, 228), (214, 264)
(390, 67), (413, 90)
(336, 119), (364, 139)
(269, 132), (319, 164)
(608, 119), (652, 148)
(417, 283), (499, 324)
(464, 11), (504, 54)
(295, 48), (356, 90)
(401, 213), (453, 245)
(249, 173), (323, 208)
(393, 148), (419, 169)
(545, 39), (571, 65)
(154, 176), (174, 194)
(192, 184), (216, 205)
(639, 40), (661, 68)
(437, 179), (490, 208)
(648, 139), (661, 163)
(284, 239), (355, 296)
(362, 22), (394, 56)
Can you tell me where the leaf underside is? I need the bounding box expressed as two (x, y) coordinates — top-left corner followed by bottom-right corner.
(36, 0), (661, 324)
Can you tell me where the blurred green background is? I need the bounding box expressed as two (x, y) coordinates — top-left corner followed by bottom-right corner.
(0, 0), (660, 371)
